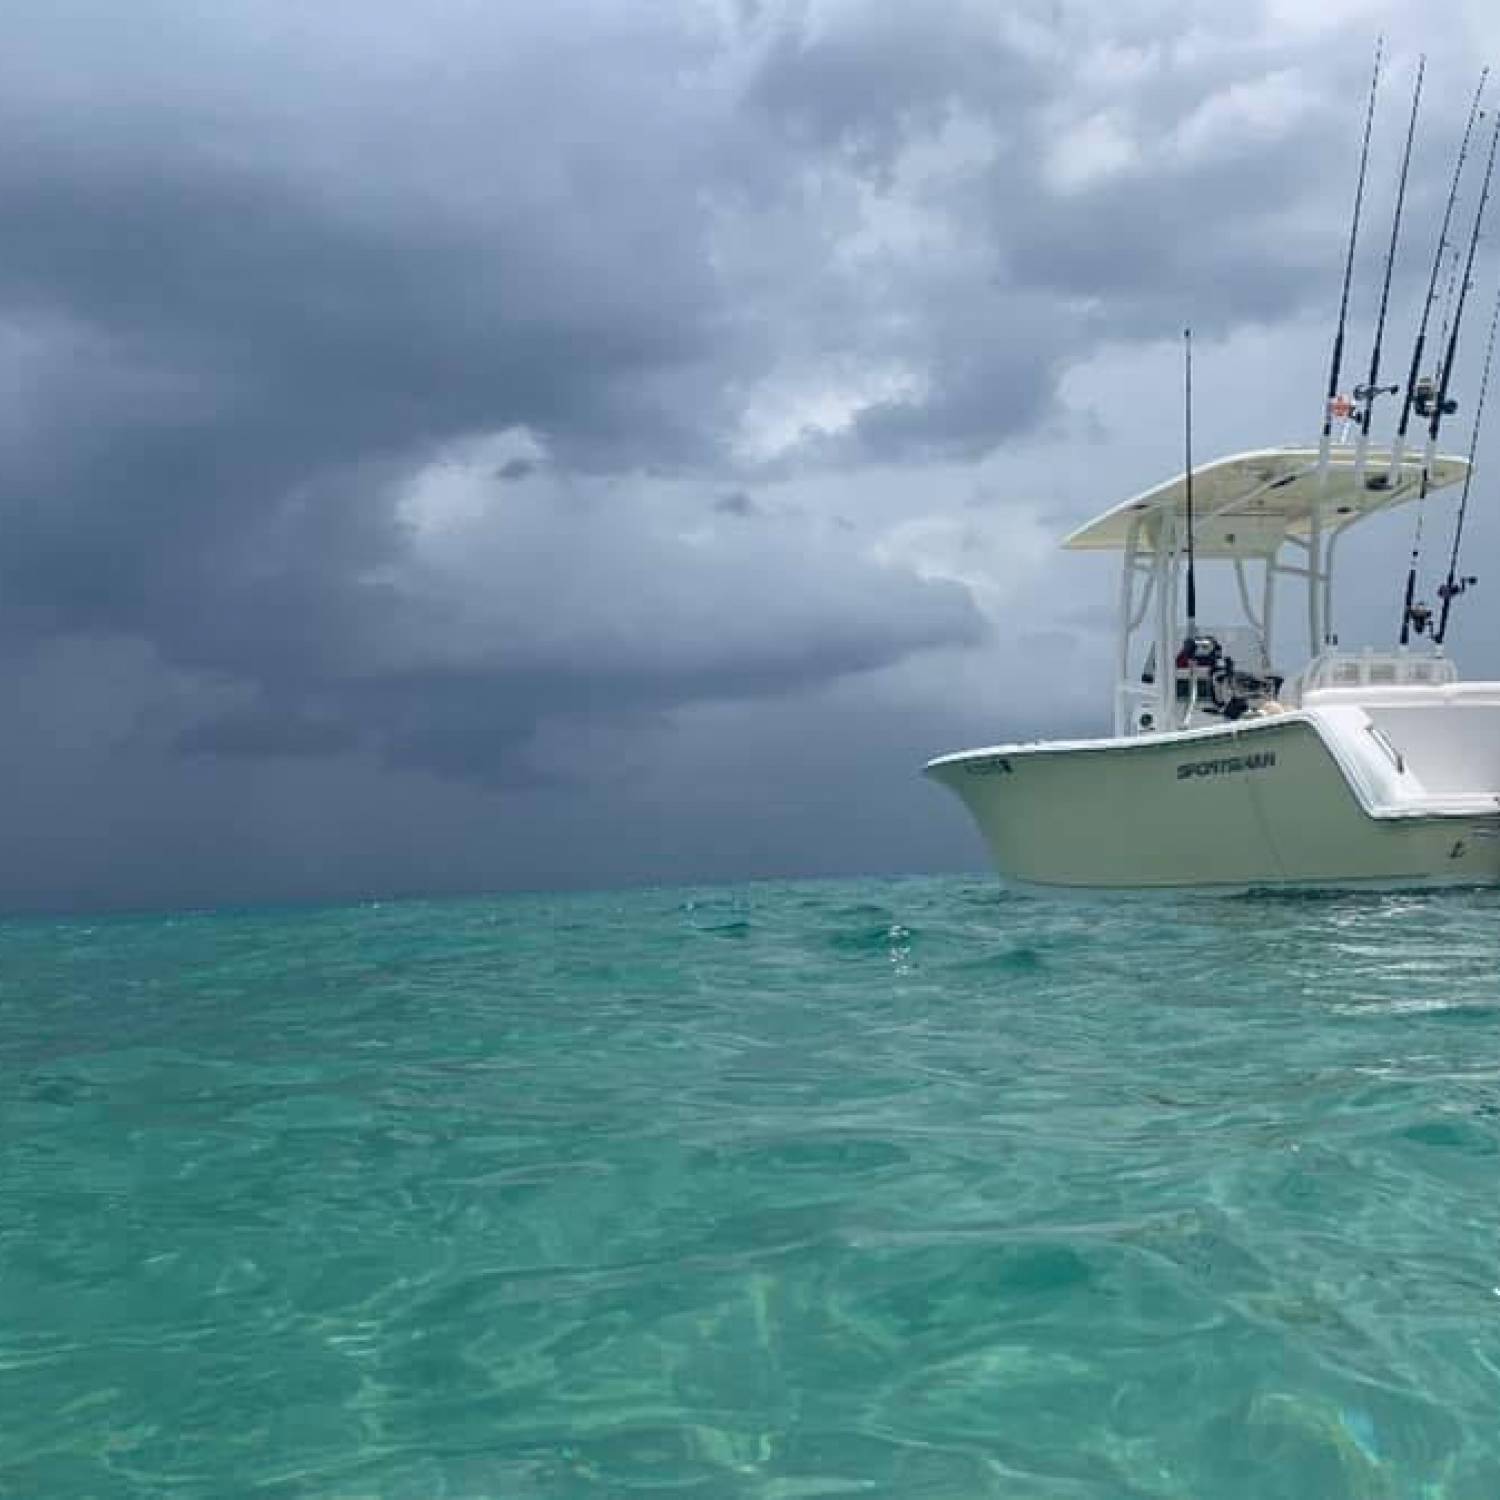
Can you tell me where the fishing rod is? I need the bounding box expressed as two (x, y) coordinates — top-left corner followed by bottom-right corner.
(1318, 38), (1383, 486)
(1388, 68), (1488, 490)
(1401, 106), (1500, 644)
(1354, 55), (1424, 488)
(1433, 237), (1466, 386)
(1434, 272), (1500, 643)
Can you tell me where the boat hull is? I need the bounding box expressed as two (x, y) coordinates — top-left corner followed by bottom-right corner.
(926, 713), (1500, 891)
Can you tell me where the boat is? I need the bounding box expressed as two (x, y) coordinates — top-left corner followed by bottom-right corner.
(924, 445), (1500, 890)
(925, 51), (1500, 892)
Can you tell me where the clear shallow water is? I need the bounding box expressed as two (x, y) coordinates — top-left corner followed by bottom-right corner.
(2, 876), (1499, 1499)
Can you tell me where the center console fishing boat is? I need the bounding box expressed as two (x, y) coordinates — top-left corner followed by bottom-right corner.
(926, 445), (1500, 889)
(926, 52), (1500, 890)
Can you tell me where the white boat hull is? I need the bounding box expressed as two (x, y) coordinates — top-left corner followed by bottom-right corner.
(927, 701), (1500, 891)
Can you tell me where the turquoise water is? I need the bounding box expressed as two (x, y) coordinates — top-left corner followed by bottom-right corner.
(2, 876), (1499, 1499)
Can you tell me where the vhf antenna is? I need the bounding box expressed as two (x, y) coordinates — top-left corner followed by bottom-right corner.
(1184, 327), (1197, 641)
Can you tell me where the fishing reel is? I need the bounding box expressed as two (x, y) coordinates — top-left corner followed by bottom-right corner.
(1437, 574), (1478, 602)
(1404, 600), (1434, 636)
(1353, 381), (1399, 414)
(1412, 376), (1458, 419)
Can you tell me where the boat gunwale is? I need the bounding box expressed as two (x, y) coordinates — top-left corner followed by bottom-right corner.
(922, 709), (1310, 770)
(924, 705), (1500, 825)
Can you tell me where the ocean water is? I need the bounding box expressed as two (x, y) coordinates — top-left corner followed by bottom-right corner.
(2, 876), (1499, 1500)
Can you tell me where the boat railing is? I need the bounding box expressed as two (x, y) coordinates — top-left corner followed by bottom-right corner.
(1290, 648), (1459, 702)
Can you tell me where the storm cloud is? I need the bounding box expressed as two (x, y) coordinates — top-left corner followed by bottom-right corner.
(1, 0), (1497, 910)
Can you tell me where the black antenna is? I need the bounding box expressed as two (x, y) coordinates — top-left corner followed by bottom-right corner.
(1403, 107), (1500, 644)
(1435, 272), (1500, 643)
(1184, 327), (1197, 634)
(1355, 55), (1424, 481)
(1390, 69), (1488, 489)
(1319, 38), (1383, 481)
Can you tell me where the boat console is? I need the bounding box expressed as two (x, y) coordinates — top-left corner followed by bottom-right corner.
(1061, 447), (1471, 739)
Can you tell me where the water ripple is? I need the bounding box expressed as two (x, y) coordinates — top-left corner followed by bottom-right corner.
(2, 877), (1499, 1497)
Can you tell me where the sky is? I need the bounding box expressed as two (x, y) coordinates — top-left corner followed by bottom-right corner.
(3, 0), (1500, 912)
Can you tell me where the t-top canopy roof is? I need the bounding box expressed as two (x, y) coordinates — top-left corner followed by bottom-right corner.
(1062, 446), (1470, 557)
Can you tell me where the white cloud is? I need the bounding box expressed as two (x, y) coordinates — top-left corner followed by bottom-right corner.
(1169, 68), (1317, 163)
(732, 360), (932, 464)
(1045, 109), (1142, 193)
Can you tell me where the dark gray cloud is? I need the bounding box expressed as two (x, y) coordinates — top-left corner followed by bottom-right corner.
(715, 490), (760, 516)
(747, 5), (1044, 172)
(0, 0), (1496, 909)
